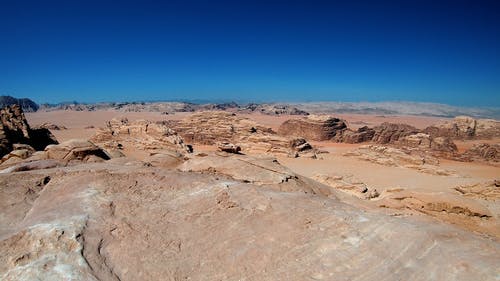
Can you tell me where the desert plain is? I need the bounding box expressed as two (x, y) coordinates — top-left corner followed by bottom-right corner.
(0, 103), (499, 280)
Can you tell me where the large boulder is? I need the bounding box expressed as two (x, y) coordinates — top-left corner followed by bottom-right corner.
(278, 115), (347, 141)
(44, 139), (110, 162)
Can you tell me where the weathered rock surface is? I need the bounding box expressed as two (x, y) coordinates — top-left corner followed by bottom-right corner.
(312, 173), (380, 199)
(461, 143), (500, 162)
(453, 180), (500, 201)
(370, 122), (420, 144)
(343, 145), (456, 176)
(0, 105), (58, 157)
(278, 115), (347, 141)
(0, 158), (499, 280)
(378, 188), (498, 237)
(91, 117), (191, 153)
(170, 111), (316, 157)
(0, 144), (35, 167)
(44, 139), (111, 163)
(337, 126), (376, 143)
(425, 116), (500, 139)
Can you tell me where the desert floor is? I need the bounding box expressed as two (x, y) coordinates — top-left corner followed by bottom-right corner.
(26, 110), (500, 237)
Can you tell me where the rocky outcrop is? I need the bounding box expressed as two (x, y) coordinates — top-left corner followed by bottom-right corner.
(453, 180), (500, 201)
(278, 115), (347, 141)
(0, 105), (58, 158)
(170, 111), (316, 157)
(0, 95), (39, 112)
(312, 173), (379, 199)
(91, 118), (191, 154)
(1, 155), (499, 280)
(461, 143), (499, 162)
(396, 133), (457, 154)
(343, 145), (456, 176)
(43, 139), (111, 163)
(425, 116), (500, 139)
(370, 122), (420, 144)
(378, 188), (496, 236)
(35, 122), (67, 130)
(337, 126), (376, 143)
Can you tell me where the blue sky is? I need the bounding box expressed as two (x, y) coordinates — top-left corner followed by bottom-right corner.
(1, 0), (499, 106)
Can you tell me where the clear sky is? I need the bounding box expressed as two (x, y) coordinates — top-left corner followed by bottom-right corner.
(1, 0), (499, 106)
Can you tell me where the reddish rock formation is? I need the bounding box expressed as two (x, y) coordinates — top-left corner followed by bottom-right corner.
(370, 122), (420, 144)
(336, 126), (376, 143)
(91, 118), (191, 153)
(461, 143), (499, 162)
(424, 116), (500, 139)
(170, 111), (316, 157)
(278, 115), (347, 141)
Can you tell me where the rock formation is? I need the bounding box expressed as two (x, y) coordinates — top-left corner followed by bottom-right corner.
(453, 180), (500, 201)
(424, 116), (500, 139)
(343, 145), (456, 176)
(370, 122), (420, 144)
(278, 115), (347, 141)
(377, 188), (497, 236)
(169, 111), (316, 157)
(312, 173), (379, 199)
(0, 95), (39, 112)
(337, 126), (376, 143)
(461, 143), (499, 162)
(91, 117), (191, 153)
(36, 122), (68, 130)
(0, 105), (58, 158)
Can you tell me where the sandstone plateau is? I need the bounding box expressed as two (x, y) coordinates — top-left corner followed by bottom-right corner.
(1, 106), (499, 280)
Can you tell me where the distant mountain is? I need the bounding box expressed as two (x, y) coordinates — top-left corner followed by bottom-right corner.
(0, 95), (39, 112)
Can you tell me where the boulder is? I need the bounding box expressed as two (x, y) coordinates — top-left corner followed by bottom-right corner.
(44, 139), (110, 162)
(461, 143), (499, 162)
(217, 142), (241, 154)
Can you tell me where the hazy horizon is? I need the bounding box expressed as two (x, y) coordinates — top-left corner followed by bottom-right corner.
(1, 0), (499, 106)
